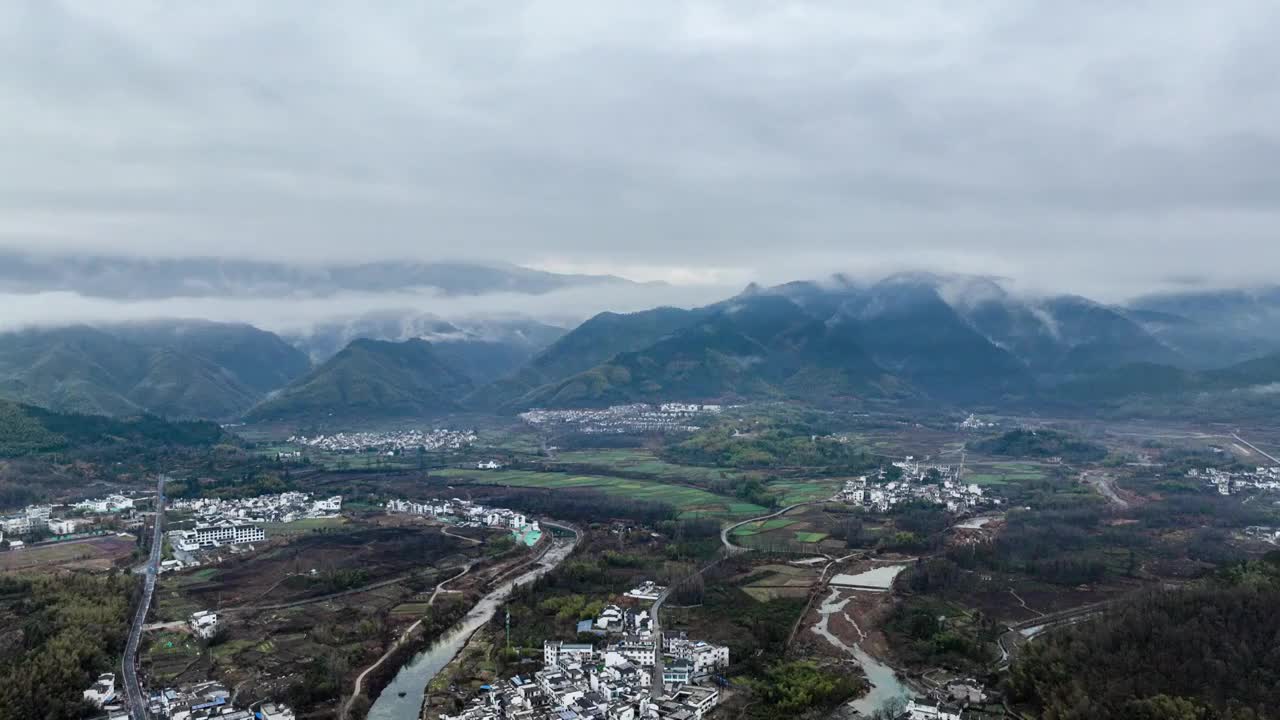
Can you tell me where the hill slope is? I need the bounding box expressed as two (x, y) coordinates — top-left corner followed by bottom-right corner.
(245, 338), (473, 421)
(0, 323), (310, 420)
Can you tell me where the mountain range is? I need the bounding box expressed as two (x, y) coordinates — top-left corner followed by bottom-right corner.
(0, 252), (650, 299)
(4, 272), (1280, 422)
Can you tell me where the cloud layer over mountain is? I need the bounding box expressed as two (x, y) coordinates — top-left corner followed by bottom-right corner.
(3, 2), (1280, 300)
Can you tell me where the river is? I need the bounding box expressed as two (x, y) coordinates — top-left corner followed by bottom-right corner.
(810, 586), (917, 717)
(367, 537), (577, 720)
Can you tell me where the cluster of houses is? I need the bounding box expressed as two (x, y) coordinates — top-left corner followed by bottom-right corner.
(518, 403), (723, 435)
(386, 497), (542, 545)
(84, 678), (295, 720)
(163, 493), (341, 567)
(286, 428), (477, 454)
(836, 460), (998, 513)
(1, 498), (130, 540)
(445, 634), (727, 720)
(171, 492), (342, 525)
(958, 414), (998, 431)
(1187, 466), (1280, 496)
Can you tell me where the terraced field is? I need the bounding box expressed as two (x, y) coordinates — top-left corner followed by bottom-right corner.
(433, 468), (766, 518)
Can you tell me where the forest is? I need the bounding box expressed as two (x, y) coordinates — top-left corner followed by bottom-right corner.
(1009, 555), (1280, 720)
(968, 428), (1108, 463)
(0, 573), (136, 720)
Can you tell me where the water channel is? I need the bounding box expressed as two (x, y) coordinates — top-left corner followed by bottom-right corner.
(367, 536), (577, 720)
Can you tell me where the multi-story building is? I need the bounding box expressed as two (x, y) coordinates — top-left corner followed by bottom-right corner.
(170, 522), (265, 549)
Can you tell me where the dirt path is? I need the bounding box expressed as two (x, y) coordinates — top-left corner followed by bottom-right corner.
(1008, 587), (1045, 618)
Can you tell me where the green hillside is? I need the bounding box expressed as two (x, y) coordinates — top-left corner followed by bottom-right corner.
(245, 338), (473, 421)
(0, 399), (226, 457)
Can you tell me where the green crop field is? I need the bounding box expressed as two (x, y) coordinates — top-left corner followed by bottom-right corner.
(732, 518), (797, 536)
(432, 468), (766, 518)
(549, 449), (740, 484)
(767, 479), (843, 505)
(793, 532), (829, 543)
(261, 517), (349, 536)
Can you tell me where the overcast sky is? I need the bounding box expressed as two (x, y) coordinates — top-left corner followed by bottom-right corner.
(3, 1), (1280, 300)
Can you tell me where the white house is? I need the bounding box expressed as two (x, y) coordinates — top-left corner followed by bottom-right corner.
(83, 673), (116, 707)
(905, 700), (963, 720)
(190, 610), (219, 639)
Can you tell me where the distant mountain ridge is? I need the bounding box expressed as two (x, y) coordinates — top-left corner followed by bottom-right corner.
(0, 251), (652, 299)
(5, 272), (1280, 423)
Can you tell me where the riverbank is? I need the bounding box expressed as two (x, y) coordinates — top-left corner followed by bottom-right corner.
(364, 524), (581, 720)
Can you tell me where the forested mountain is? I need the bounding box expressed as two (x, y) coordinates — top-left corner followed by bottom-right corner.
(244, 338), (473, 421)
(0, 324), (304, 420)
(468, 306), (708, 410)
(5, 273), (1280, 422)
(1127, 286), (1280, 367)
(285, 312), (567, 385)
(506, 295), (906, 409)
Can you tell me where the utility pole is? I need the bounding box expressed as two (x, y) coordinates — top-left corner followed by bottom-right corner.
(505, 608), (511, 652)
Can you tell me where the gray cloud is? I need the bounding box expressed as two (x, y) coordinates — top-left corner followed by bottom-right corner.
(2, 1), (1280, 302)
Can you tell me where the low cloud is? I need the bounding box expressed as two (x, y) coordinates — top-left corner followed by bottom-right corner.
(0, 282), (735, 335)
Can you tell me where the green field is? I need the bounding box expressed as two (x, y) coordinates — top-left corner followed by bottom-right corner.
(732, 518), (797, 536)
(964, 462), (1049, 485)
(766, 479), (843, 505)
(793, 531), (829, 543)
(550, 449), (741, 483)
(433, 468), (766, 518)
(260, 517), (349, 536)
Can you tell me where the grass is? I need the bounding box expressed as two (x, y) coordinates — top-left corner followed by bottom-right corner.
(549, 449), (741, 483)
(433, 468), (767, 518)
(793, 532), (829, 543)
(260, 517), (349, 536)
(767, 479), (843, 505)
(732, 519), (797, 536)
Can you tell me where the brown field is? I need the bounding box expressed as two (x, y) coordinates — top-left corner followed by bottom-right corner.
(0, 534), (137, 573)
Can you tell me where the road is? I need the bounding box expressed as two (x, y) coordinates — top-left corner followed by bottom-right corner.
(720, 501), (821, 555)
(122, 475), (167, 720)
(1233, 432), (1280, 464)
(1081, 471), (1129, 509)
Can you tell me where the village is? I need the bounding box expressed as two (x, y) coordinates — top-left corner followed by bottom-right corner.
(83, 672), (298, 720)
(285, 428), (478, 454)
(443, 582), (729, 720)
(163, 492), (342, 570)
(835, 457), (998, 513)
(0, 493), (140, 547)
(385, 496), (543, 545)
(518, 403), (724, 435)
(1187, 464), (1280, 495)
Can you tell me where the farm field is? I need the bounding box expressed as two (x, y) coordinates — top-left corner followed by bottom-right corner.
(0, 534), (137, 573)
(963, 461), (1051, 485)
(766, 478), (843, 504)
(732, 518), (797, 537)
(548, 449), (745, 484)
(432, 468), (767, 518)
(260, 516), (349, 536)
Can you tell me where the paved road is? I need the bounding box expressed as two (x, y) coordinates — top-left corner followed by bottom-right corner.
(720, 501), (821, 555)
(122, 475), (167, 720)
(1233, 432), (1280, 464)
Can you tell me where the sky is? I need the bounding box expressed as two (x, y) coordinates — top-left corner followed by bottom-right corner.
(3, 1), (1280, 308)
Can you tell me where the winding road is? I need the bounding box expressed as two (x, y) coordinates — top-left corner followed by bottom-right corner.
(122, 475), (167, 720)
